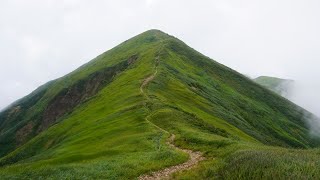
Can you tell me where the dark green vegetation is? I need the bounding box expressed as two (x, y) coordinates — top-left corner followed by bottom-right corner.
(0, 30), (319, 179)
(254, 76), (294, 97)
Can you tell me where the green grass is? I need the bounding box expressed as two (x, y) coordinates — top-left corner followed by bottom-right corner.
(0, 33), (189, 179)
(0, 30), (319, 179)
(217, 148), (320, 179)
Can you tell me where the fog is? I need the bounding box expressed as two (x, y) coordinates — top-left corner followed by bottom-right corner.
(290, 81), (320, 117)
(0, 0), (319, 118)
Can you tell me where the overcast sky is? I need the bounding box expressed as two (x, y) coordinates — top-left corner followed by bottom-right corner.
(0, 0), (319, 116)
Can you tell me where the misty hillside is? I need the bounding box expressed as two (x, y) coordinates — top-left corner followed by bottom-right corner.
(0, 30), (320, 179)
(254, 76), (294, 98)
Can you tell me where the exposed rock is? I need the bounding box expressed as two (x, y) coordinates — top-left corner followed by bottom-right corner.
(15, 122), (34, 146)
(38, 55), (138, 132)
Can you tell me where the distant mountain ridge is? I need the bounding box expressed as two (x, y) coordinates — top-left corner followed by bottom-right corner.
(254, 76), (294, 98)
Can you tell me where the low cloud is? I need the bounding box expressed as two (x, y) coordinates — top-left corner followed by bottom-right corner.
(288, 80), (320, 117)
(302, 111), (320, 138)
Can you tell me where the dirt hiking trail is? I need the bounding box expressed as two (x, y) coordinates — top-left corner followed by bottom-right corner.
(139, 134), (205, 180)
(139, 47), (205, 180)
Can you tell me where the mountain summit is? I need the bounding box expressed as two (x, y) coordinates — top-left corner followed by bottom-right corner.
(0, 30), (319, 179)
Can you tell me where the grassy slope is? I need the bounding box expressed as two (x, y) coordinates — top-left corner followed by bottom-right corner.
(0, 31), (190, 179)
(0, 30), (171, 157)
(0, 30), (319, 179)
(146, 38), (320, 179)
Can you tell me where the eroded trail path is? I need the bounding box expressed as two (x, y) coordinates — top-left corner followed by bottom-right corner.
(140, 57), (158, 95)
(139, 134), (205, 180)
(139, 51), (205, 180)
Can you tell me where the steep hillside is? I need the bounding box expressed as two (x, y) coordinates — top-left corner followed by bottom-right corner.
(254, 76), (294, 97)
(0, 30), (319, 179)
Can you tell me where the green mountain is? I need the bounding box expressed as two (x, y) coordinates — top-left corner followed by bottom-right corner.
(254, 76), (294, 97)
(0, 30), (319, 179)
